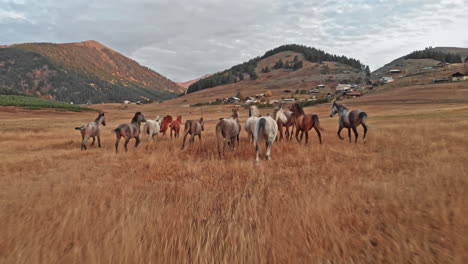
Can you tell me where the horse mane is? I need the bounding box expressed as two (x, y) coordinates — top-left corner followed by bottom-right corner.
(131, 112), (142, 123)
(337, 103), (348, 111)
(94, 112), (104, 122)
(295, 104), (305, 115)
(176, 116), (182, 122)
(231, 109), (239, 119)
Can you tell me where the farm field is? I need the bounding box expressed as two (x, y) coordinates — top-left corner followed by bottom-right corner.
(1, 81), (467, 263)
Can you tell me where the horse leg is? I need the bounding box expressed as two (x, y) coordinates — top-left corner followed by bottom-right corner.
(352, 126), (359, 143)
(305, 131), (309, 144)
(255, 142), (260, 162)
(314, 126), (322, 144)
(337, 125), (344, 140)
(97, 136), (102, 148)
(362, 124), (368, 143)
(124, 138), (130, 152)
(115, 135), (121, 153)
(348, 128), (352, 143)
(266, 141), (272, 160)
(181, 131), (189, 150)
(135, 137), (141, 148)
(198, 134), (202, 147)
(295, 128), (301, 142)
(91, 136), (95, 146)
(82, 135), (91, 150)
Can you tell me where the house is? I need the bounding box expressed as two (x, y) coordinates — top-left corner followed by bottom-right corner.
(310, 89), (319, 93)
(245, 99), (257, 105)
(380, 77), (394, 83)
(421, 66), (433, 70)
(451, 72), (467, 81)
(123, 100), (131, 104)
(344, 92), (362, 98)
(432, 79), (449, 83)
(389, 69), (401, 74)
(282, 98), (295, 103)
(336, 84), (352, 92)
(317, 84), (325, 89)
(435, 62), (450, 68)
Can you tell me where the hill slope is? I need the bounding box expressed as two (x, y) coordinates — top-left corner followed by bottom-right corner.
(372, 46), (468, 79)
(0, 41), (183, 103)
(187, 44), (368, 94)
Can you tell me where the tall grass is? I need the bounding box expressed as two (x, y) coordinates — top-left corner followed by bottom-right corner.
(0, 96), (466, 263)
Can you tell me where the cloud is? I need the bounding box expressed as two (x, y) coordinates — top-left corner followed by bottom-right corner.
(2, 0), (468, 81)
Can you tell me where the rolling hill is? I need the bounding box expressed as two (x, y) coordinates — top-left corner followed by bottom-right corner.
(0, 40), (183, 104)
(372, 46), (468, 79)
(186, 44), (368, 95)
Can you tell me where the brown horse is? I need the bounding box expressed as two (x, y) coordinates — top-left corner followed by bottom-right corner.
(216, 109), (241, 157)
(170, 115), (182, 139)
(181, 118), (204, 150)
(75, 112), (106, 150)
(329, 100), (368, 143)
(160, 115), (173, 136)
(290, 103), (322, 144)
(112, 112), (146, 152)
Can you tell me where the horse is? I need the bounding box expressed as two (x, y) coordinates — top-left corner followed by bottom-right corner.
(216, 108), (241, 157)
(329, 100), (368, 143)
(254, 115), (278, 162)
(170, 115), (182, 139)
(273, 105), (295, 141)
(160, 115), (173, 136)
(112, 112), (146, 152)
(143, 116), (161, 142)
(290, 103), (322, 144)
(245, 105), (259, 143)
(181, 118), (204, 150)
(75, 112), (106, 150)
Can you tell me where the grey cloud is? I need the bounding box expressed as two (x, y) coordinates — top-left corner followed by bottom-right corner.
(1, 0), (468, 81)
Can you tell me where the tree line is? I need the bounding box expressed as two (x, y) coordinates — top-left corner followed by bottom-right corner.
(405, 47), (462, 63)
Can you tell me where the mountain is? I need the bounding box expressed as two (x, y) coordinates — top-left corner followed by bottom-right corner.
(176, 74), (212, 90)
(0, 40), (183, 104)
(372, 46), (468, 79)
(187, 44), (368, 94)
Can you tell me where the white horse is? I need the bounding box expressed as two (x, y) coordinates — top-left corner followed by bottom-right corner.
(254, 114), (278, 162)
(143, 116), (161, 142)
(245, 105), (259, 143)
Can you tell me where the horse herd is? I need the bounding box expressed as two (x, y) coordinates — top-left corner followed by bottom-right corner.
(75, 100), (368, 162)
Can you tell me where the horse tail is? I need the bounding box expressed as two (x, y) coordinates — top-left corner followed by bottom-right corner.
(359, 112), (368, 124)
(184, 121), (190, 132)
(216, 122), (224, 157)
(75, 127), (81, 130)
(312, 115), (323, 131)
(254, 118), (265, 146)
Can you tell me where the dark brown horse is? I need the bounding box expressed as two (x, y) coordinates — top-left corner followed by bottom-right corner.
(290, 103), (322, 144)
(112, 112), (146, 152)
(181, 118), (204, 150)
(160, 115), (173, 136)
(329, 100), (368, 143)
(170, 115), (182, 139)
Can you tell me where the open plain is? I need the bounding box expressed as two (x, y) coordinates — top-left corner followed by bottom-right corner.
(1, 81), (467, 263)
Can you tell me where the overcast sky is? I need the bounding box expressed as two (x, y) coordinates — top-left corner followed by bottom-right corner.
(2, 0), (468, 81)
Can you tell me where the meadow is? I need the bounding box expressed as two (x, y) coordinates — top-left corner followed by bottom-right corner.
(1, 82), (467, 263)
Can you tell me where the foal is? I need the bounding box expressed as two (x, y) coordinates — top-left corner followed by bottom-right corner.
(181, 118), (204, 150)
(329, 100), (368, 143)
(112, 112), (146, 152)
(75, 112), (106, 150)
(143, 116), (161, 142)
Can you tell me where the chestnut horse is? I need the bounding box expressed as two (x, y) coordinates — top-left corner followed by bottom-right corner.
(112, 112), (146, 152)
(160, 115), (173, 136)
(170, 115), (182, 138)
(290, 103), (322, 144)
(329, 100), (368, 143)
(75, 112), (106, 150)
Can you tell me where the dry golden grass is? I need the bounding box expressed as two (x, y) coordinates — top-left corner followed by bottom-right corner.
(1, 82), (467, 263)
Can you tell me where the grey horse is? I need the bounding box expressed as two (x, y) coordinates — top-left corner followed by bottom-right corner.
(329, 100), (368, 143)
(75, 112), (106, 150)
(112, 112), (146, 152)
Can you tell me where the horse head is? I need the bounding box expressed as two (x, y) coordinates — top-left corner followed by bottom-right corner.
(97, 112), (106, 126)
(329, 99), (340, 117)
(177, 115), (182, 122)
(231, 108), (239, 119)
(132, 112), (146, 123)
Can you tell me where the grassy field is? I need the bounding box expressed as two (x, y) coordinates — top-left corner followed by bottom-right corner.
(0, 95), (94, 112)
(1, 81), (467, 263)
